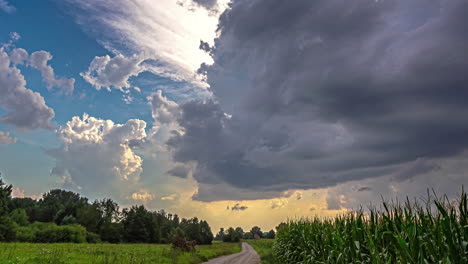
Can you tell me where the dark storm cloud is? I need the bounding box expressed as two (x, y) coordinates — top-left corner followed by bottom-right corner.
(357, 187), (372, 192)
(192, 0), (217, 9)
(166, 165), (191, 178)
(168, 0), (468, 201)
(231, 203), (248, 211)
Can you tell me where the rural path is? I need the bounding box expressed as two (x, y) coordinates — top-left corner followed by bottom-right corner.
(202, 242), (261, 264)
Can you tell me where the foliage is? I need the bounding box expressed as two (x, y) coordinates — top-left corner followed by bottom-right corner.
(0, 216), (16, 242)
(266, 229), (275, 239)
(250, 226), (263, 239)
(0, 177), (214, 245)
(10, 208), (29, 226)
(15, 222), (88, 243)
(0, 176), (12, 216)
(172, 235), (197, 252)
(273, 190), (468, 264)
(223, 227), (242, 243)
(0, 241), (241, 264)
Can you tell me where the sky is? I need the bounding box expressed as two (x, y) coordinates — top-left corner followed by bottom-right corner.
(1, 0), (468, 232)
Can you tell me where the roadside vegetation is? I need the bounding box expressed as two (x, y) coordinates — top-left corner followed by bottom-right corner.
(0, 176), (213, 245)
(0, 241), (241, 264)
(273, 190), (468, 263)
(246, 239), (275, 264)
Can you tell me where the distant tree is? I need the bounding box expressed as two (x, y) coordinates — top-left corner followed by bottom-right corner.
(10, 197), (38, 223)
(0, 176), (12, 216)
(200, 220), (214, 245)
(276, 222), (287, 232)
(266, 229), (275, 239)
(10, 208), (29, 226)
(61, 215), (78, 225)
(223, 227), (241, 242)
(243, 232), (253, 239)
(122, 205), (152, 243)
(38, 189), (88, 224)
(0, 216), (16, 241)
(214, 227), (225, 241)
(0, 177), (215, 245)
(235, 227), (244, 238)
(250, 226), (263, 239)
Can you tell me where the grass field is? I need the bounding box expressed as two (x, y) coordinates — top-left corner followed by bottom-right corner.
(273, 191), (468, 263)
(245, 239), (275, 264)
(0, 241), (241, 264)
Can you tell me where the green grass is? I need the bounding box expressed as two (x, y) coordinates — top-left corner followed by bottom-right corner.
(245, 239), (276, 264)
(0, 241), (241, 264)
(273, 190), (468, 264)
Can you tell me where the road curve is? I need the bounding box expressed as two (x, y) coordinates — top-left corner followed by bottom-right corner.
(202, 242), (261, 264)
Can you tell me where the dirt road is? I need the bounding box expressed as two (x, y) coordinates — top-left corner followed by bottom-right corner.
(202, 242), (261, 264)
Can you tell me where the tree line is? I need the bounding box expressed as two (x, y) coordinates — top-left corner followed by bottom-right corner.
(215, 226), (276, 242)
(0, 177), (213, 244)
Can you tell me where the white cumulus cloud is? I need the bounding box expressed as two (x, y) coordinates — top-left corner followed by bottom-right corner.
(81, 54), (145, 92)
(29, 51), (75, 95)
(48, 114), (147, 198)
(0, 48), (55, 130)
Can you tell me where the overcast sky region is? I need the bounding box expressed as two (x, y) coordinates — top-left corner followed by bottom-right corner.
(1, 0), (468, 231)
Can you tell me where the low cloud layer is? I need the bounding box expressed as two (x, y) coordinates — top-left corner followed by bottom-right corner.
(164, 0), (468, 201)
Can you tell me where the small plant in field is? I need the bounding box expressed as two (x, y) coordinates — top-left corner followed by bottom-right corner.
(172, 235), (198, 252)
(273, 189), (468, 264)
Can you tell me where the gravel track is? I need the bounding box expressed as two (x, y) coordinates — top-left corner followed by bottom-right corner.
(202, 242), (261, 264)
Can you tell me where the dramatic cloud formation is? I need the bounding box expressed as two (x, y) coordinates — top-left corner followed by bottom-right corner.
(61, 0), (226, 88)
(81, 54), (145, 92)
(325, 153), (468, 211)
(148, 90), (181, 125)
(29, 51), (75, 95)
(48, 114), (147, 198)
(166, 0), (468, 201)
(0, 0), (15, 13)
(0, 131), (15, 144)
(0, 48), (55, 130)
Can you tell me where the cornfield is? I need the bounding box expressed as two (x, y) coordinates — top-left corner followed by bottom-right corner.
(273, 190), (468, 264)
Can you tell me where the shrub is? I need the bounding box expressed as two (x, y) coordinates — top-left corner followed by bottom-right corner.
(0, 216), (16, 241)
(86, 232), (101, 243)
(16, 222), (88, 243)
(9, 208), (29, 226)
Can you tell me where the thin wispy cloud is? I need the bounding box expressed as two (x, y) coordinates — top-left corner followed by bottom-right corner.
(61, 0), (227, 89)
(0, 0), (15, 13)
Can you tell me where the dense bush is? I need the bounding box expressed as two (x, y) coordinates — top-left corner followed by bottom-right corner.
(16, 222), (88, 243)
(273, 191), (468, 264)
(0, 216), (16, 242)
